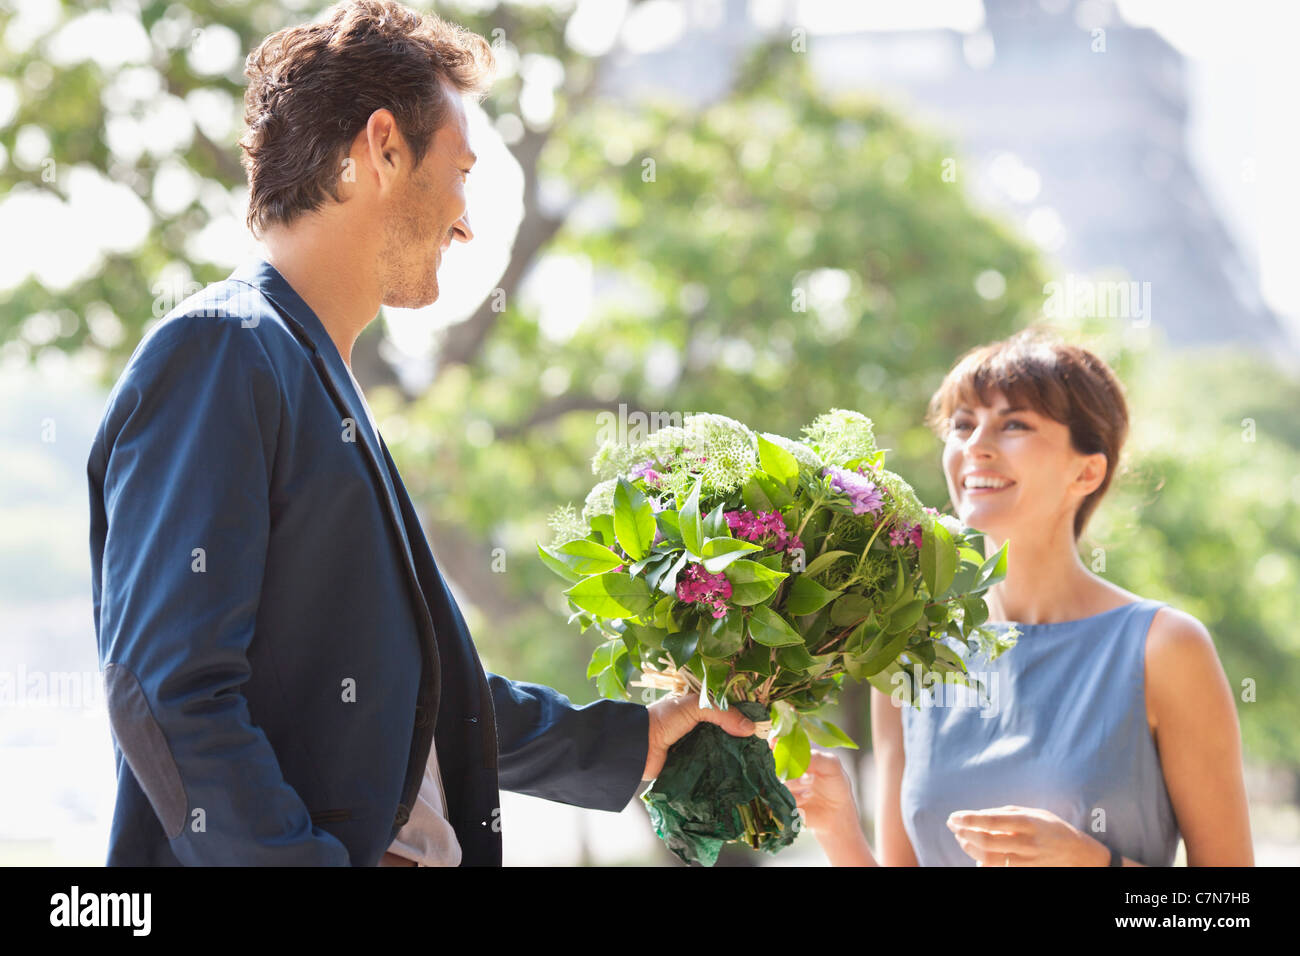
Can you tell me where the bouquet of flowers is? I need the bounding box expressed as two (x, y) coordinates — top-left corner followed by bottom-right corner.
(539, 410), (1016, 866)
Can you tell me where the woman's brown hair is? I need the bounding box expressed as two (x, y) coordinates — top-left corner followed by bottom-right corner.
(925, 328), (1130, 539)
(239, 0), (495, 238)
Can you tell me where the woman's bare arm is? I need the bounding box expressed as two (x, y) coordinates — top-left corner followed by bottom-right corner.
(1145, 607), (1254, 866)
(871, 686), (920, 866)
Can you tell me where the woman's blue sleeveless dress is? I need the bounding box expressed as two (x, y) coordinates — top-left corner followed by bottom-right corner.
(898, 598), (1181, 866)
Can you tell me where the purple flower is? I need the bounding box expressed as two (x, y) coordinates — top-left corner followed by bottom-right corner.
(629, 459), (663, 487)
(823, 465), (884, 516)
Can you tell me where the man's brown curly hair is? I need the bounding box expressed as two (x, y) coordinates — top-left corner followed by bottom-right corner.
(239, 0), (495, 238)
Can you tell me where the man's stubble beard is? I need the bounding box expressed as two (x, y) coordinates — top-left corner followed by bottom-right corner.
(377, 174), (442, 309)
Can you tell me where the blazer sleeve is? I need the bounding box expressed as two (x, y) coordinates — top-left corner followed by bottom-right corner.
(92, 314), (350, 865)
(486, 673), (649, 812)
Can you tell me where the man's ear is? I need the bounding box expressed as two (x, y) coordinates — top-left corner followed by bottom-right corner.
(362, 108), (405, 188)
(1074, 452), (1108, 497)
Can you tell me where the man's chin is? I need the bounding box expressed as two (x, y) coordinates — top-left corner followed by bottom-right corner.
(384, 283), (439, 310)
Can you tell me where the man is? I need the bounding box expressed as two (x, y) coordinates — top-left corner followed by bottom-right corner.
(88, 0), (754, 866)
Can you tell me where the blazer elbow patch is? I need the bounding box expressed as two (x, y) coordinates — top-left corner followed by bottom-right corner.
(104, 663), (188, 840)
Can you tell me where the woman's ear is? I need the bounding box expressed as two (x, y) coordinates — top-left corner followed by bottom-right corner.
(1073, 452), (1108, 497)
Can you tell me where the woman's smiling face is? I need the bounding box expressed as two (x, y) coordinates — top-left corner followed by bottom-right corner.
(941, 389), (1106, 542)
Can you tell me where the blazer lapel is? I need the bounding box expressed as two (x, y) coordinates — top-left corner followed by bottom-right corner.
(228, 259), (435, 643)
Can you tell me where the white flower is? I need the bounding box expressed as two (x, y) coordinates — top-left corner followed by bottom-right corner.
(582, 477), (619, 521)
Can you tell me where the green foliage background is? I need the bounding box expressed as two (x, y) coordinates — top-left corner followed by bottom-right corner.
(4, 1), (1297, 778)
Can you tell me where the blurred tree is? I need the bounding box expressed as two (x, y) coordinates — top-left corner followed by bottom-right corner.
(4, 1), (1297, 798)
(1087, 342), (1300, 772)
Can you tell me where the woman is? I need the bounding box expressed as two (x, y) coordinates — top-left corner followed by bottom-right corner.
(789, 329), (1254, 866)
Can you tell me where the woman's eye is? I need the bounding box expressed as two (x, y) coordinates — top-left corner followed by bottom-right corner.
(1004, 419), (1028, 430)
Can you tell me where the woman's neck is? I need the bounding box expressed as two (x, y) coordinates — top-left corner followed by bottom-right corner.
(980, 524), (1107, 625)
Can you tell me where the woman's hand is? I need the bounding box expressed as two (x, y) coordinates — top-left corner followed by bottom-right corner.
(783, 748), (858, 834)
(780, 746), (878, 866)
(946, 806), (1111, 866)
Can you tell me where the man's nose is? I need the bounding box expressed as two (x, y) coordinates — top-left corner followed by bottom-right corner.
(451, 212), (473, 244)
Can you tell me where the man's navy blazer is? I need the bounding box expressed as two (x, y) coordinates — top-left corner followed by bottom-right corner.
(87, 257), (649, 866)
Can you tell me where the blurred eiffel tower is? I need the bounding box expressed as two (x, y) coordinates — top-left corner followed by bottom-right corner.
(601, 0), (1295, 359)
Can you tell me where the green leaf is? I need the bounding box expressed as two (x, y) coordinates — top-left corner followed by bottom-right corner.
(932, 640), (968, 673)
(652, 595), (678, 632)
(785, 575), (843, 616)
(663, 629), (700, 668)
(829, 593), (874, 626)
(776, 642), (817, 672)
(658, 551), (690, 596)
(946, 562), (978, 598)
(884, 556), (907, 609)
(754, 472), (795, 508)
(920, 519), (957, 598)
(758, 434), (799, 488)
(844, 614), (879, 652)
(865, 661), (908, 699)
(704, 659), (730, 702)
(589, 514), (616, 548)
(556, 538), (626, 575)
(741, 477), (774, 513)
(801, 549), (852, 578)
(678, 476), (705, 556)
(595, 665), (627, 700)
(703, 503), (729, 538)
(537, 543), (585, 583)
(853, 627), (911, 678)
(962, 597), (990, 628)
(699, 613), (745, 658)
(971, 543), (1010, 593)
(700, 536), (763, 573)
(614, 477), (656, 561)
(624, 621), (666, 650)
(804, 717), (860, 750)
(723, 559), (787, 606)
(887, 598), (927, 634)
(747, 605), (804, 646)
(798, 606), (832, 647)
(564, 572), (655, 618)
(642, 552), (676, 590)
(655, 509), (683, 544)
(735, 642), (773, 676)
(586, 639), (623, 679)
(615, 649), (639, 687)
(773, 724), (811, 779)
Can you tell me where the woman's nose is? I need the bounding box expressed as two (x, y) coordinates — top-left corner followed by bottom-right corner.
(966, 424), (997, 456)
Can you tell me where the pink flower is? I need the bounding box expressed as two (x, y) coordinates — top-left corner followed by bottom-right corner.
(676, 563), (732, 618)
(889, 523), (923, 550)
(725, 509), (802, 553)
